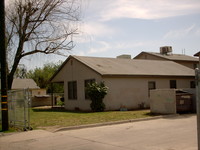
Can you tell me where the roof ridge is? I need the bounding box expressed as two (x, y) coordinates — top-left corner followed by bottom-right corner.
(50, 55), (195, 83)
(138, 51), (198, 62)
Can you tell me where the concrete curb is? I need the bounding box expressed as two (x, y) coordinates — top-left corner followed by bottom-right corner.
(54, 114), (180, 132)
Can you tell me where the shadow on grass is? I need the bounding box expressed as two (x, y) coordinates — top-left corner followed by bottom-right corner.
(32, 108), (155, 116)
(31, 108), (91, 114)
(145, 112), (162, 117)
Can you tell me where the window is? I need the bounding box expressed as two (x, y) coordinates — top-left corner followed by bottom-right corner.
(68, 81), (77, 100)
(85, 79), (95, 99)
(170, 80), (177, 89)
(148, 81), (156, 97)
(190, 81), (195, 88)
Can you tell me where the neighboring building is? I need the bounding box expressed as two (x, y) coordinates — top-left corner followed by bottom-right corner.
(0, 78), (40, 90)
(50, 55), (195, 111)
(134, 46), (199, 69)
(11, 78), (40, 90)
(31, 89), (51, 107)
(0, 78), (51, 107)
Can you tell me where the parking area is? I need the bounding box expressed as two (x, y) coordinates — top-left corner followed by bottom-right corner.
(0, 114), (197, 150)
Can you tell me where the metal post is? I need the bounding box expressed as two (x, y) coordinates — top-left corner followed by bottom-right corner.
(51, 83), (54, 108)
(24, 89), (26, 130)
(196, 68), (200, 150)
(0, 0), (9, 131)
(194, 52), (200, 150)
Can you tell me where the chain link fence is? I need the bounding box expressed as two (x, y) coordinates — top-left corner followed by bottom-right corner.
(0, 89), (31, 131)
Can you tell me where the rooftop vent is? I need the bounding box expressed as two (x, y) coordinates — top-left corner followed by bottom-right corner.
(160, 46), (172, 55)
(116, 54), (131, 59)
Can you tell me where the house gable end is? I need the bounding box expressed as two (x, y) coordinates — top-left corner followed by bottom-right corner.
(50, 56), (72, 83)
(134, 52), (169, 61)
(50, 56), (102, 83)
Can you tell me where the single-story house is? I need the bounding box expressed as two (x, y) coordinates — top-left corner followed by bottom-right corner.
(50, 55), (195, 111)
(0, 78), (51, 107)
(134, 46), (199, 69)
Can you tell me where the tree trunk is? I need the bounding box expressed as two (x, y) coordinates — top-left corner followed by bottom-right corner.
(7, 53), (22, 90)
(7, 74), (13, 90)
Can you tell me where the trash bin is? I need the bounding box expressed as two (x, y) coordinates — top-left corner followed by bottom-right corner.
(176, 90), (193, 113)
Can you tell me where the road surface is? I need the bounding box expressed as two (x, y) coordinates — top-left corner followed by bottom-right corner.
(0, 114), (197, 150)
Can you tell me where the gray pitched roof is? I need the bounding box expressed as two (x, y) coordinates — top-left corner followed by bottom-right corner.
(134, 52), (199, 62)
(50, 55), (195, 83)
(11, 79), (40, 89)
(73, 56), (194, 77)
(0, 79), (40, 90)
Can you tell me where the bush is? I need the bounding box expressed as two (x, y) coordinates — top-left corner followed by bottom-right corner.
(57, 99), (64, 107)
(86, 82), (108, 112)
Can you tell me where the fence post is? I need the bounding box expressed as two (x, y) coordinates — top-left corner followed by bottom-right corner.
(24, 89), (26, 130)
(194, 52), (200, 150)
(27, 89), (31, 130)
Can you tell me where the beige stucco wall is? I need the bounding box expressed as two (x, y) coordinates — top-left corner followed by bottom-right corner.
(103, 77), (194, 110)
(63, 58), (102, 111)
(103, 77), (148, 110)
(51, 65), (66, 83)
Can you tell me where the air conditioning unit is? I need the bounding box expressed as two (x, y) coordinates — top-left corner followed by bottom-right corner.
(160, 46), (172, 55)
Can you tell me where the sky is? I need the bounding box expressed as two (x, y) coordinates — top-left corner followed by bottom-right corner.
(20, 0), (200, 69)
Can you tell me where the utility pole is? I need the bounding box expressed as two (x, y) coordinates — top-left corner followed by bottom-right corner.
(194, 51), (200, 150)
(0, 0), (9, 131)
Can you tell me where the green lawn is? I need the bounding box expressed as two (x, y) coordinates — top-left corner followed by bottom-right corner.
(30, 108), (156, 130)
(0, 124), (17, 133)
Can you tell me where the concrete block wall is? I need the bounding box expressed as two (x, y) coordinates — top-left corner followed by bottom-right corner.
(150, 89), (177, 114)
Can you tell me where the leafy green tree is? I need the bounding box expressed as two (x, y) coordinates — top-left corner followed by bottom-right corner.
(27, 62), (63, 93)
(86, 82), (108, 112)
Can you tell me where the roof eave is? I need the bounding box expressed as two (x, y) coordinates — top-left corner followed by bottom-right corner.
(102, 74), (194, 78)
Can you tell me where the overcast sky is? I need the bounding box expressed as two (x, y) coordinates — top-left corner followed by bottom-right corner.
(21, 0), (200, 69)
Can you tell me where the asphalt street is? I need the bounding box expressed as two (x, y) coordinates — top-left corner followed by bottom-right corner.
(0, 114), (198, 150)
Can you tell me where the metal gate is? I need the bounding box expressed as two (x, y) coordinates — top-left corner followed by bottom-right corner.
(7, 89), (31, 130)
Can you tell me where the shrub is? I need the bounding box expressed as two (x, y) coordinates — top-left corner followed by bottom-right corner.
(86, 82), (108, 112)
(57, 99), (64, 107)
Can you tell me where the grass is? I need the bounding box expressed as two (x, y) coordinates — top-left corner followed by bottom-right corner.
(0, 124), (18, 133)
(30, 108), (157, 130)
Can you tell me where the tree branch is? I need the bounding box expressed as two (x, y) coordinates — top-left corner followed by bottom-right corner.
(5, 0), (81, 89)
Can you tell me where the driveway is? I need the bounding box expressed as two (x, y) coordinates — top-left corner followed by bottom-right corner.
(0, 114), (197, 150)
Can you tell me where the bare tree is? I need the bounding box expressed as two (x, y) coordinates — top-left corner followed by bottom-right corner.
(5, 0), (81, 89)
